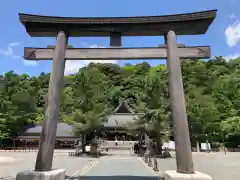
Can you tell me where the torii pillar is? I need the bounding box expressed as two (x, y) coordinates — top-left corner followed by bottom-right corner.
(34, 31), (68, 171)
(165, 30), (194, 173)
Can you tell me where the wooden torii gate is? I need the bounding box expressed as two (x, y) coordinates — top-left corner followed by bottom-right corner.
(19, 9), (217, 174)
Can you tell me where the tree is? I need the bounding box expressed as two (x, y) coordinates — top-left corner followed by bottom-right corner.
(0, 56), (240, 150)
(129, 70), (170, 155)
(70, 103), (111, 153)
(221, 116), (240, 137)
(220, 116), (240, 148)
(64, 67), (112, 153)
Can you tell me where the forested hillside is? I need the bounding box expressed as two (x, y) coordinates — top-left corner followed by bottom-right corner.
(0, 56), (240, 147)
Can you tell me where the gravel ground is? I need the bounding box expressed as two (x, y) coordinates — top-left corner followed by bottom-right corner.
(0, 150), (239, 180)
(0, 150), (96, 179)
(155, 152), (240, 180)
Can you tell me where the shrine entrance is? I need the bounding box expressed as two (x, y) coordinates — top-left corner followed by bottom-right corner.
(19, 9), (217, 175)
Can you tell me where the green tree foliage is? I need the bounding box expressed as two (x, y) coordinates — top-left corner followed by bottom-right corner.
(0, 71), (39, 140)
(221, 116), (240, 137)
(0, 57), (240, 147)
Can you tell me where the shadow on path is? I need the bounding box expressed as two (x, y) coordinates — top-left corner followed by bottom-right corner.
(65, 175), (161, 180)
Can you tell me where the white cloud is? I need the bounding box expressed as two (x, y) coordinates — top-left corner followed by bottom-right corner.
(9, 42), (20, 47)
(224, 53), (240, 61)
(229, 14), (236, 20)
(64, 44), (117, 75)
(79, 41), (90, 47)
(0, 42), (39, 66)
(225, 20), (240, 47)
(0, 42), (21, 59)
(89, 44), (105, 48)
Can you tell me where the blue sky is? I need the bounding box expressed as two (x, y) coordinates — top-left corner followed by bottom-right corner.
(0, 0), (239, 76)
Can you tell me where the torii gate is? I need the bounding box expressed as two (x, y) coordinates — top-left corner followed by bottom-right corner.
(18, 9), (216, 179)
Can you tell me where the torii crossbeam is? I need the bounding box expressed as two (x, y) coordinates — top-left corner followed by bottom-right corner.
(24, 46), (210, 60)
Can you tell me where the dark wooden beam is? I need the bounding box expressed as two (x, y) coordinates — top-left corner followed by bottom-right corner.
(24, 46), (210, 60)
(110, 32), (122, 47)
(18, 10), (217, 37)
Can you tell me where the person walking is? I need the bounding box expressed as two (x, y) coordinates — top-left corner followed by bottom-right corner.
(129, 142), (134, 155)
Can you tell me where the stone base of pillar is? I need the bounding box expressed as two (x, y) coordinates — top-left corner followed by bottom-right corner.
(164, 170), (212, 180)
(16, 169), (65, 180)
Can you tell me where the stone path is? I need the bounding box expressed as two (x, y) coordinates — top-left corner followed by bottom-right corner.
(68, 155), (160, 180)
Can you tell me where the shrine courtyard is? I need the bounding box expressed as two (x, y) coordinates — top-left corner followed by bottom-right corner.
(0, 150), (239, 180)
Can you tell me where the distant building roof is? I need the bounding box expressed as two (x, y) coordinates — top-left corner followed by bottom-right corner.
(20, 101), (143, 137)
(103, 113), (143, 128)
(104, 101), (144, 128)
(22, 122), (74, 137)
(114, 101), (134, 113)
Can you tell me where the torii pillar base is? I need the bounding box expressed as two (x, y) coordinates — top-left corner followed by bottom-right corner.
(16, 169), (65, 180)
(164, 170), (212, 180)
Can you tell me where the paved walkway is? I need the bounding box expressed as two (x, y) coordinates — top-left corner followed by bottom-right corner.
(67, 155), (160, 180)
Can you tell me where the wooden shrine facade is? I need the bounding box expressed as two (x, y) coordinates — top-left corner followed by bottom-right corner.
(19, 9), (217, 173)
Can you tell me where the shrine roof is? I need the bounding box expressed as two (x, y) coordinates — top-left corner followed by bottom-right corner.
(103, 101), (144, 128)
(19, 9), (217, 37)
(114, 101), (134, 114)
(22, 122), (74, 137)
(103, 113), (144, 128)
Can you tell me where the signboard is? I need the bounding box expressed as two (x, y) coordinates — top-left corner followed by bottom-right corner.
(162, 141), (175, 150)
(201, 143), (211, 150)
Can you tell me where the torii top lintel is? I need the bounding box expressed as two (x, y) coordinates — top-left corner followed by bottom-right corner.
(19, 9), (217, 37)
